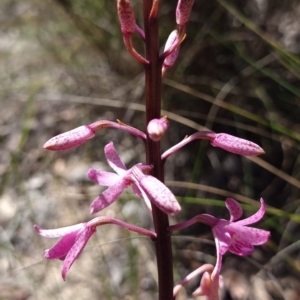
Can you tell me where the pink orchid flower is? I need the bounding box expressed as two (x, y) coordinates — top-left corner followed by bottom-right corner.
(34, 223), (95, 280)
(88, 141), (181, 215)
(211, 198), (270, 278)
(34, 216), (156, 280)
(88, 141), (152, 214)
(168, 198), (270, 278)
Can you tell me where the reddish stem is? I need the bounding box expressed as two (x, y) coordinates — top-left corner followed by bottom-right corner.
(143, 1), (174, 299)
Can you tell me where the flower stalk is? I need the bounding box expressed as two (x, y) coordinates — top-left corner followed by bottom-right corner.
(143, 1), (174, 299)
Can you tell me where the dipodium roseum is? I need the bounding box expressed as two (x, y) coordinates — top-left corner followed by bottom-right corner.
(88, 141), (181, 215)
(34, 216), (157, 280)
(88, 141), (153, 214)
(211, 198), (270, 278)
(168, 198), (270, 278)
(34, 223), (95, 280)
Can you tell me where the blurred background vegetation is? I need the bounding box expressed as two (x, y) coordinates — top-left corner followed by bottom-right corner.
(0, 0), (300, 299)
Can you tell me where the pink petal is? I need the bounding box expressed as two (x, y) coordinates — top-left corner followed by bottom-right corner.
(34, 223), (84, 238)
(228, 224), (270, 245)
(62, 226), (96, 280)
(132, 167), (181, 215)
(229, 239), (254, 256)
(212, 236), (223, 279)
(87, 168), (120, 186)
(234, 198), (266, 226)
(104, 142), (127, 175)
(212, 224), (231, 255)
(225, 198), (243, 222)
(44, 230), (80, 259)
(132, 181), (152, 211)
(132, 183), (142, 198)
(89, 179), (129, 214)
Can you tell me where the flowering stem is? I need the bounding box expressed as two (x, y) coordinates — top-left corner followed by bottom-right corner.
(143, 1), (174, 299)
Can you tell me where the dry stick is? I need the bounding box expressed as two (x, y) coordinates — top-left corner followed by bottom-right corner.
(143, 1), (174, 299)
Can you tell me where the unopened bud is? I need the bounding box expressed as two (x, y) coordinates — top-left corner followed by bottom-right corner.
(211, 133), (265, 156)
(147, 117), (169, 141)
(163, 30), (180, 69)
(176, 0), (195, 26)
(43, 125), (95, 151)
(117, 0), (136, 35)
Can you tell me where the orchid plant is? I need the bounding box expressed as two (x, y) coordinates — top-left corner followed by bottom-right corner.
(34, 1), (270, 299)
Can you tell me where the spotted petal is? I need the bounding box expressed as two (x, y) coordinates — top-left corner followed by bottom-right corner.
(131, 166), (181, 215)
(225, 198), (243, 222)
(62, 226), (95, 280)
(132, 180), (152, 211)
(228, 224), (270, 245)
(213, 223), (231, 255)
(44, 229), (80, 259)
(90, 179), (129, 214)
(235, 198), (266, 226)
(87, 168), (120, 186)
(105, 142), (127, 175)
(228, 239), (254, 256)
(34, 223), (84, 238)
